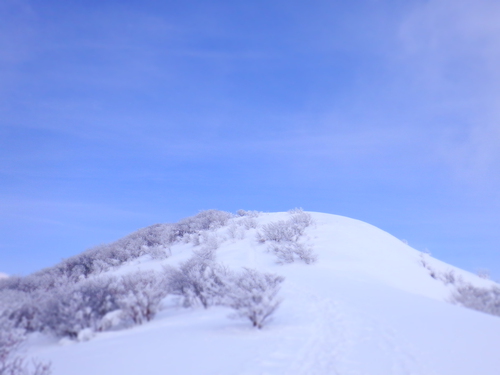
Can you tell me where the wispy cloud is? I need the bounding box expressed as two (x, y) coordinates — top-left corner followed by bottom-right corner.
(399, 0), (500, 182)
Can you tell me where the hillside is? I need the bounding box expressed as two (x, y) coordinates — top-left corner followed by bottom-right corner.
(2, 210), (500, 375)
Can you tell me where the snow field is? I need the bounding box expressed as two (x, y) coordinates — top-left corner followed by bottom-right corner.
(12, 211), (500, 374)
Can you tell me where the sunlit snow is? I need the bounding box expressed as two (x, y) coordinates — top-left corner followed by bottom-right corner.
(22, 212), (500, 375)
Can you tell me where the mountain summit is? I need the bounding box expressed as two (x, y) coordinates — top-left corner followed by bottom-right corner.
(2, 210), (499, 375)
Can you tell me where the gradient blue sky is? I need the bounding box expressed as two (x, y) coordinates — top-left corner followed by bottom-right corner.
(2, 0), (500, 278)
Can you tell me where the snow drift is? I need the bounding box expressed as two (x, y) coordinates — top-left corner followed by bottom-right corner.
(1, 210), (499, 375)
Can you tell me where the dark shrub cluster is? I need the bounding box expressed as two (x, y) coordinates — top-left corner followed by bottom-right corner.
(451, 284), (500, 317)
(418, 254), (465, 286)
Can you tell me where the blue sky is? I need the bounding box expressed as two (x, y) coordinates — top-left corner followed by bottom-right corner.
(1, 0), (500, 279)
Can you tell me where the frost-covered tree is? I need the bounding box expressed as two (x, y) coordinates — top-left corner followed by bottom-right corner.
(41, 276), (121, 338)
(226, 268), (284, 329)
(117, 271), (168, 325)
(165, 251), (231, 309)
(1, 290), (45, 333)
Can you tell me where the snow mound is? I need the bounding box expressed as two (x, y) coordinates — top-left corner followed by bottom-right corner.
(7, 211), (500, 375)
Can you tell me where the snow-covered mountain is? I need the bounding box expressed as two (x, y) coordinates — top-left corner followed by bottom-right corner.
(4, 210), (500, 375)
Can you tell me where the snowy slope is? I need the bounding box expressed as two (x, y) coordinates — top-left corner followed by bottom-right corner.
(25, 212), (500, 375)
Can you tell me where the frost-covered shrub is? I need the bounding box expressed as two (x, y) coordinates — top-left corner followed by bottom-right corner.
(0, 226), (173, 294)
(70, 223), (172, 275)
(227, 212), (261, 239)
(0, 212), (233, 296)
(173, 210), (233, 239)
(236, 210), (260, 218)
(256, 210), (315, 264)
(52, 224), (172, 282)
(185, 231), (222, 249)
(41, 277), (121, 338)
(0, 318), (51, 375)
(240, 217), (258, 230)
(227, 224), (246, 240)
(0, 275), (54, 294)
(288, 208), (314, 227)
(268, 242), (316, 265)
(165, 251), (231, 309)
(164, 254), (285, 329)
(201, 233), (220, 250)
(439, 270), (460, 285)
(226, 268), (284, 329)
(257, 210), (312, 243)
(59, 252), (98, 280)
(0, 277), (28, 294)
(0, 290), (45, 333)
(476, 269), (491, 280)
(451, 284), (500, 317)
(102, 224), (172, 261)
(257, 220), (302, 243)
(418, 254), (466, 286)
(5, 270), (170, 339)
(117, 271), (168, 325)
(0, 323), (25, 375)
(418, 254), (438, 279)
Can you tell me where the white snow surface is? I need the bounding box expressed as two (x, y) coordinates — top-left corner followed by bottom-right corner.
(26, 212), (500, 375)
(0, 272), (8, 279)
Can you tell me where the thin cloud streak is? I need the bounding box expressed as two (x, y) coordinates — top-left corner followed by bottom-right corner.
(399, 0), (500, 182)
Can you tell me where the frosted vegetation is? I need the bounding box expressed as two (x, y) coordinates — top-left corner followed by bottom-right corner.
(419, 253), (500, 317)
(0, 209), (311, 374)
(451, 284), (500, 317)
(1, 208), (500, 375)
(1, 319), (51, 375)
(256, 208), (316, 264)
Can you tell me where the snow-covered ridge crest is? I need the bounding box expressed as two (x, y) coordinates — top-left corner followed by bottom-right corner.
(1, 209), (500, 375)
